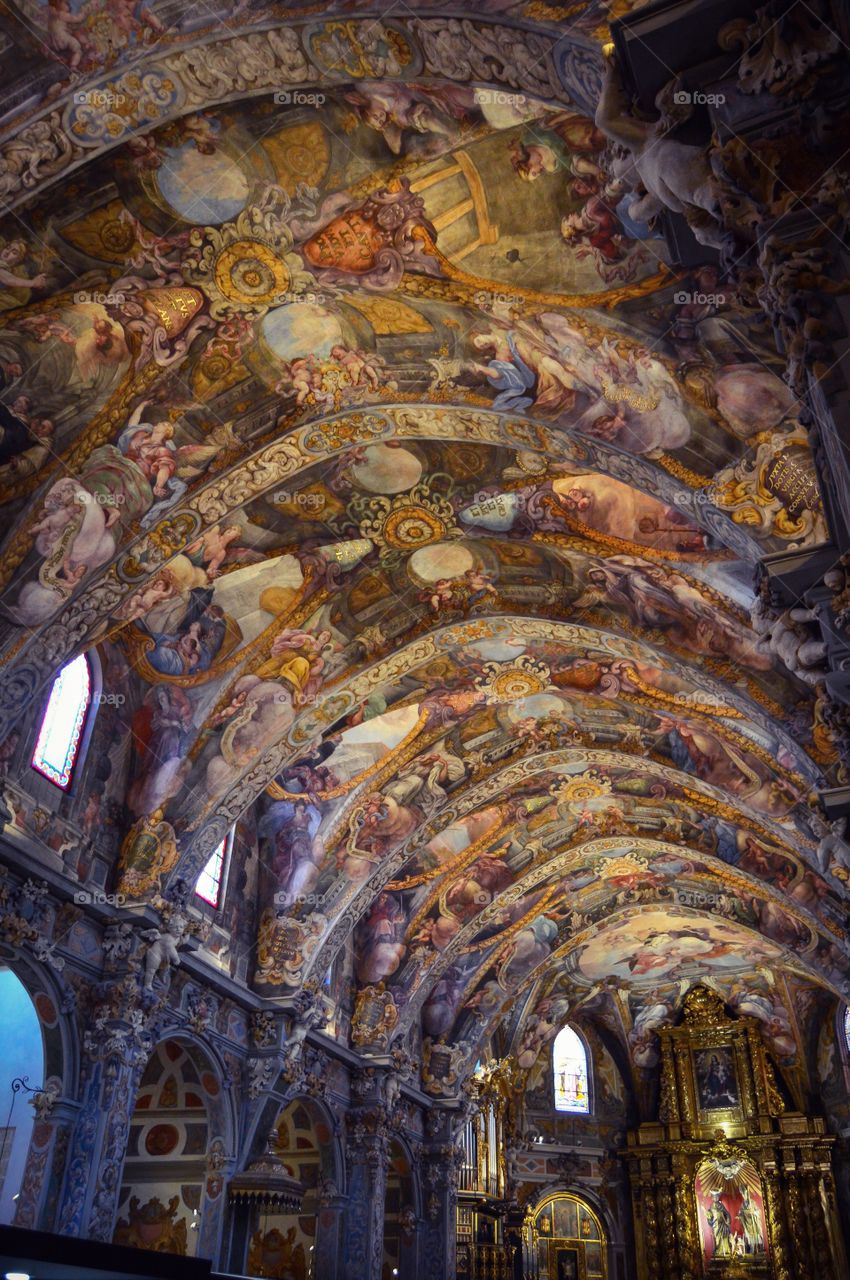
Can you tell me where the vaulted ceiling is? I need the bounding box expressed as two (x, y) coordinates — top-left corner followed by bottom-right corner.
(0, 0), (843, 1101)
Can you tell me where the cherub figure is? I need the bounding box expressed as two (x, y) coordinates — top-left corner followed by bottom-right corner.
(140, 899), (204, 989)
(45, 0), (87, 69)
(186, 523), (258, 577)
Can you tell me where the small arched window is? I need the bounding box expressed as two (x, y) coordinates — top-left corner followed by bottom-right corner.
(31, 653), (91, 789)
(194, 830), (232, 909)
(843, 1006), (850, 1054)
(553, 1026), (590, 1113)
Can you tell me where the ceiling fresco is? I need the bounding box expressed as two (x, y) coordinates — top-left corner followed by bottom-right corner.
(0, 0), (844, 1108)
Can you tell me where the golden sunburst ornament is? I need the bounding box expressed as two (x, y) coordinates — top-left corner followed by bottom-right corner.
(213, 240), (291, 307)
(474, 655), (552, 704)
(358, 484), (456, 552)
(550, 772), (613, 806)
(382, 504), (447, 549)
(182, 202), (315, 319)
(596, 853), (647, 879)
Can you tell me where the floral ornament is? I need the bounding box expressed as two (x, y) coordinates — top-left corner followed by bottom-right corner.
(182, 196), (317, 319)
(474, 655), (552, 704)
(68, 72), (182, 145)
(30, 1078), (61, 1120)
(594, 852), (648, 880)
(550, 771), (613, 808)
(307, 19), (413, 79)
(302, 413), (387, 453)
(357, 483), (458, 555)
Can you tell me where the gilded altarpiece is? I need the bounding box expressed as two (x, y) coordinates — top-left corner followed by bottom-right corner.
(622, 988), (846, 1280)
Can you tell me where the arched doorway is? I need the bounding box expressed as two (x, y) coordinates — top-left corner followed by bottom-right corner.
(235, 1096), (340, 1279)
(0, 966), (45, 1224)
(113, 1038), (226, 1257)
(523, 1192), (607, 1279)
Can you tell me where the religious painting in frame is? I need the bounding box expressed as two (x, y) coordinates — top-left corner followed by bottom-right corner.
(548, 1243), (583, 1280)
(695, 1153), (769, 1270)
(693, 1045), (741, 1115)
(556, 1246), (581, 1280)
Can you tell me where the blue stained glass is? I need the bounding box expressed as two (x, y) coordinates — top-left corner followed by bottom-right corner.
(195, 836), (228, 907)
(31, 654), (90, 789)
(553, 1026), (590, 1113)
(844, 1006), (850, 1052)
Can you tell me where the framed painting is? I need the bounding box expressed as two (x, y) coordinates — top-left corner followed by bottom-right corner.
(693, 1046), (741, 1112)
(554, 1246), (580, 1280)
(547, 1241), (587, 1280)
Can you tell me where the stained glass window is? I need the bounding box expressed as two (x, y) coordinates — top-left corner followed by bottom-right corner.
(194, 833), (230, 908)
(31, 653), (91, 789)
(843, 1006), (850, 1053)
(553, 1025), (590, 1113)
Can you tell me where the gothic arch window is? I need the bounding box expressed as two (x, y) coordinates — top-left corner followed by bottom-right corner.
(194, 830), (232, 909)
(31, 653), (91, 790)
(843, 1006), (850, 1054)
(553, 1025), (590, 1114)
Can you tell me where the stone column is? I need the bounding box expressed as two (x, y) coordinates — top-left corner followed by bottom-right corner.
(342, 1111), (390, 1280)
(314, 1192), (347, 1280)
(197, 1151), (236, 1262)
(56, 1007), (150, 1241)
(13, 1097), (76, 1232)
(396, 1213), (420, 1280)
(418, 1114), (461, 1280)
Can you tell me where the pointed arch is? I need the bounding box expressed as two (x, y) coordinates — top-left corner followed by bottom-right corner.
(30, 652), (91, 790)
(553, 1026), (591, 1114)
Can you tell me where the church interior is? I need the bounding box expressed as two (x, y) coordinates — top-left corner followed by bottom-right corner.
(0, 0), (848, 1276)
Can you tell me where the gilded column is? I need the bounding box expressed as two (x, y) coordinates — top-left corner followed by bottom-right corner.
(818, 1161), (849, 1278)
(672, 1158), (700, 1280)
(803, 1168), (837, 1280)
(658, 1040), (679, 1126)
(628, 1172), (650, 1280)
(734, 1036), (757, 1123)
(761, 1165), (791, 1280)
(642, 1159), (662, 1280)
(783, 1164), (812, 1278)
(655, 1164), (677, 1280)
(747, 1028), (769, 1116)
(673, 1047), (694, 1130)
